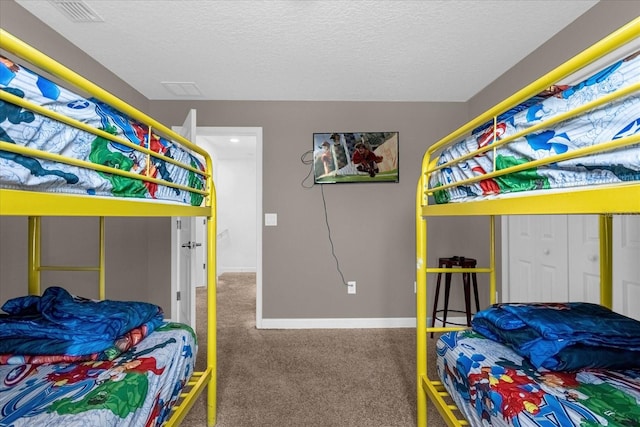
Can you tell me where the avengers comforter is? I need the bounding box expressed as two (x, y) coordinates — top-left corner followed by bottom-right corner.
(430, 50), (640, 204)
(0, 55), (205, 206)
(437, 330), (640, 427)
(0, 288), (196, 426)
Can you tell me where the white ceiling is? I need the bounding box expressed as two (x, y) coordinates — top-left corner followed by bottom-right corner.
(14, 0), (599, 102)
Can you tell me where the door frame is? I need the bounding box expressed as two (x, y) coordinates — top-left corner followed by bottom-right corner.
(196, 127), (264, 328)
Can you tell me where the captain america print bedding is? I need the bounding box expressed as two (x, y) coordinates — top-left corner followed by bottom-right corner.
(430, 50), (640, 204)
(0, 55), (205, 206)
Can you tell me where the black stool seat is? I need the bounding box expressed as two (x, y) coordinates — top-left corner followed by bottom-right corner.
(430, 256), (479, 337)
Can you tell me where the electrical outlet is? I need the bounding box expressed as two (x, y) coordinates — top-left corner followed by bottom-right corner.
(347, 281), (356, 294)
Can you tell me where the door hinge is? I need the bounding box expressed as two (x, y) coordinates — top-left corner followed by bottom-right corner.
(176, 219), (182, 230)
(203, 263), (206, 270)
(176, 291), (181, 301)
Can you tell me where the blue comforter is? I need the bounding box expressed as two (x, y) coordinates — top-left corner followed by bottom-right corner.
(0, 286), (163, 357)
(472, 302), (640, 371)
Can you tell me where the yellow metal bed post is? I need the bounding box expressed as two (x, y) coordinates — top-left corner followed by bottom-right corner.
(27, 216), (41, 295)
(99, 217), (106, 300)
(599, 214), (613, 310)
(415, 178), (428, 427)
(207, 181), (218, 426)
(489, 216), (496, 305)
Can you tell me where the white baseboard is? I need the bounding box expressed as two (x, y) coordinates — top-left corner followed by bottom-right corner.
(218, 267), (257, 274)
(258, 316), (469, 329)
(259, 317), (415, 329)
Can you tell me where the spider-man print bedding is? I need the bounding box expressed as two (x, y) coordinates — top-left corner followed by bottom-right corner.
(437, 330), (640, 427)
(430, 51), (640, 204)
(0, 55), (205, 206)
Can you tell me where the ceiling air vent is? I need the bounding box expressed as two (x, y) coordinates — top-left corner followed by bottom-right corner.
(49, 0), (104, 23)
(162, 82), (203, 97)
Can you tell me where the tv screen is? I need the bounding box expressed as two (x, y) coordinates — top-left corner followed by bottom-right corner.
(313, 132), (399, 184)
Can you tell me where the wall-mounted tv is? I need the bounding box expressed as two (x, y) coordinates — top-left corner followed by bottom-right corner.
(313, 132), (399, 184)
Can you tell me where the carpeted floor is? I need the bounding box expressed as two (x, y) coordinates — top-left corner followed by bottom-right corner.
(181, 273), (448, 427)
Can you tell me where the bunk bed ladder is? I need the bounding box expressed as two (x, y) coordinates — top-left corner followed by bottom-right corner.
(27, 216), (106, 299)
(416, 198), (497, 426)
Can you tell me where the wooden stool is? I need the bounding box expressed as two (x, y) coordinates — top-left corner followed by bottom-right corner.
(430, 256), (479, 337)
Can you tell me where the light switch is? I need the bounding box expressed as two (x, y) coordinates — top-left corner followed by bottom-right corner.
(265, 213), (278, 226)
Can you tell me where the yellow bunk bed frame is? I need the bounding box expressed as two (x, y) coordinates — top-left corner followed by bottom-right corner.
(0, 30), (217, 426)
(415, 17), (640, 427)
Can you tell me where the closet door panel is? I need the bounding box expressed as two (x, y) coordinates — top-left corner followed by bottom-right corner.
(614, 216), (640, 320)
(505, 216), (568, 302)
(568, 215), (600, 303)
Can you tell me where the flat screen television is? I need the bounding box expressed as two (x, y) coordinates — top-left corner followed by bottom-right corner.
(312, 132), (399, 184)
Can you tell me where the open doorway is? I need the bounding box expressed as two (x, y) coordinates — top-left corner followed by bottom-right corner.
(197, 127), (263, 328)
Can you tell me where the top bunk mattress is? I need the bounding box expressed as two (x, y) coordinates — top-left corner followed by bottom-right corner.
(0, 55), (206, 206)
(429, 50), (640, 205)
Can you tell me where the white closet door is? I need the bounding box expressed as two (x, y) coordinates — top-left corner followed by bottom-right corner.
(567, 215), (600, 303)
(504, 215), (568, 302)
(504, 215), (640, 318)
(613, 216), (640, 320)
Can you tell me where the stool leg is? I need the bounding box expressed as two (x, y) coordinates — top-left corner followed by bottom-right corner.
(443, 271), (452, 328)
(430, 272), (443, 338)
(472, 273), (480, 313)
(463, 272), (472, 326)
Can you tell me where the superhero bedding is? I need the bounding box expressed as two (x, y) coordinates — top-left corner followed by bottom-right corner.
(0, 55), (205, 206)
(0, 287), (196, 426)
(436, 302), (640, 427)
(430, 50), (640, 204)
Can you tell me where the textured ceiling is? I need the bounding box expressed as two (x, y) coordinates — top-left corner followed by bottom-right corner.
(14, 0), (599, 102)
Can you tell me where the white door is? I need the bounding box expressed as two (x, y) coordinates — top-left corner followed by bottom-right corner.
(613, 216), (640, 320)
(170, 109), (197, 329)
(178, 217), (195, 328)
(567, 215), (600, 303)
(503, 215), (569, 302)
(195, 217), (207, 287)
(504, 215), (640, 319)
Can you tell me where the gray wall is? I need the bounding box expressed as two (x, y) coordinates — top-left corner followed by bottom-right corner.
(1, 0), (638, 321)
(150, 101), (473, 319)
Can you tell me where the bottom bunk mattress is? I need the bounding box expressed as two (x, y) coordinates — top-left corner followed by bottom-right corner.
(436, 330), (640, 427)
(0, 322), (196, 426)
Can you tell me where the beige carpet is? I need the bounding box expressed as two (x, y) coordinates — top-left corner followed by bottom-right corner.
(181, 273), (448, 427)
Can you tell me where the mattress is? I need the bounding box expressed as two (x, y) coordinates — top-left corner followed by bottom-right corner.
(436, 330), (640, 426)
(430, 50), (640, 204)
(0, 55), (205, 206)
(0, 322), (196, 427)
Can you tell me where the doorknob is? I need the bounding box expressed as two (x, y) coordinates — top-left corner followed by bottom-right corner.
(182, 241), (202, 249)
